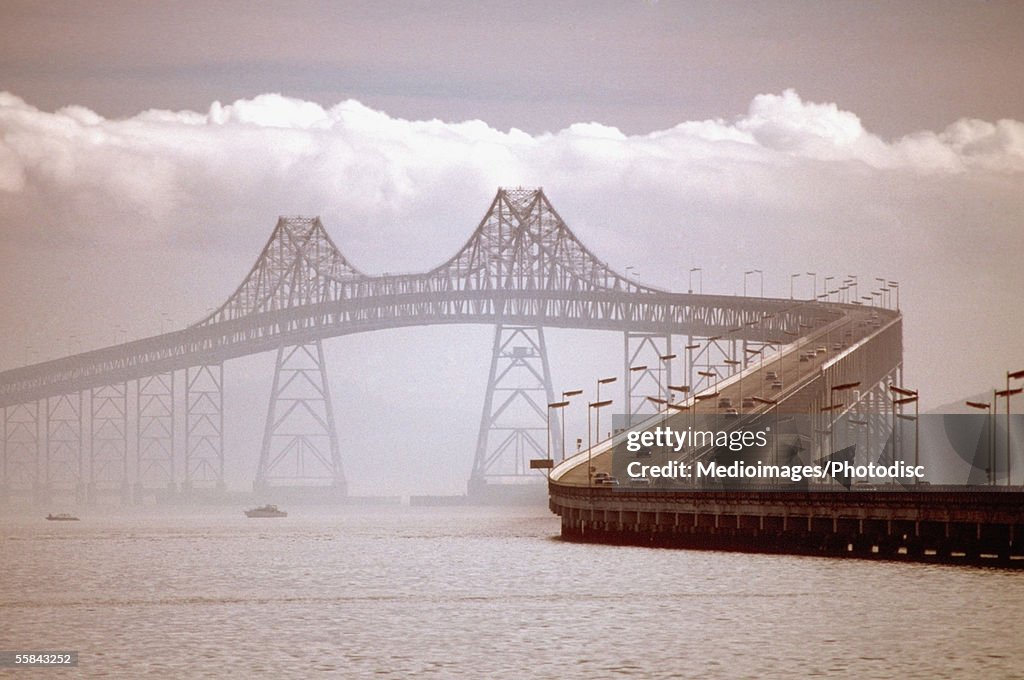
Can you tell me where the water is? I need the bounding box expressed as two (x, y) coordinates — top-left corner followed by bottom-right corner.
(2, 505), (1022, 678)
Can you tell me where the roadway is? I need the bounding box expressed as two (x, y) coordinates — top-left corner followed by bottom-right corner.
(551, 303), (896, 487)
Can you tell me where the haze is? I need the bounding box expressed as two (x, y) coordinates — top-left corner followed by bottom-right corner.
(1, 1), (1022, 494)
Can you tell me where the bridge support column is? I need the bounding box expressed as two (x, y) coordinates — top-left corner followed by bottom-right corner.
(3, 402), (40, 499)
(137, 373), (175, 498)
(624, 332), (672, 426)
(255, 341), (346, 496)
(186, 365), (225, 494)
(470, 324), (558, 494)
(47, 392), (83, 501)
(90, 383), (128, 503)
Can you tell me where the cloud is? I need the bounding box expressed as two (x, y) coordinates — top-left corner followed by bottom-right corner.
(0, 88), (1022, 427)
(2, 89), (1021, 240)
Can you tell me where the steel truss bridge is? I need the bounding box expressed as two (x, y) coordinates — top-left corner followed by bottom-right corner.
(0, 188), (902, 503)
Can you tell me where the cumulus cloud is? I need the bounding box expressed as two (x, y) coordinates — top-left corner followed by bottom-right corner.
(0, 88), (1022, 427)
(1, 88), (1021, 244)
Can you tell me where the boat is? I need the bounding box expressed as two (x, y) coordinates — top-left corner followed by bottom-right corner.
(244, 504), (287, 518)
(45, 513), (79, 521)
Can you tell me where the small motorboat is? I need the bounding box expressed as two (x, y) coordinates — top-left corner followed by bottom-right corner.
(45, 513), (79, 521)
(244, 504), (287, 518)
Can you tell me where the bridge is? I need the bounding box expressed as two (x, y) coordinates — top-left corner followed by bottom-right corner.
(0, 187), (902, 504)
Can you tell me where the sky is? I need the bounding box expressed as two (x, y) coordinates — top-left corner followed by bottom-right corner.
(1, 1), (1022, 493)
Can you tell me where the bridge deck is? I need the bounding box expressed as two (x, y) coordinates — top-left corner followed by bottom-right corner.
(551, 304), (895, 487)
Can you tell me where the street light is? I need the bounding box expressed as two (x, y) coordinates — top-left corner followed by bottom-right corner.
(647, 396), (669, 429)
(875, 277), (887, 308)
(667, 384), (692, 430)
(752, 395), (780, 466)
(967, 396), (996, 485)
(596, 377), (616, 444)
(538, 400), (571, 472)
(588, 399), (613, 486)
(789, 273), (800, 299)
(683, 343), (701, 396)
(560, 389), (584, 462)
(689, 267), (703, 294)
(999, 368), (1024, 486)
(820, 402), (845, 469)
(888, 280), (900, 310)
(745, 347), (763, 384)
(806, 272), (817, 300)
(744, 270), (763, 297)
(698, 369), (718, 395)
(848, 417), (869, 479)
(627, 365), (648, 428)
(723, 358), (742, 407)
(890, 384), (919, 472)
(659, 353), (677, 401)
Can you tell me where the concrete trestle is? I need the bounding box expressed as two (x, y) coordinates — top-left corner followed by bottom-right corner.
(550, 484), (1024, 565)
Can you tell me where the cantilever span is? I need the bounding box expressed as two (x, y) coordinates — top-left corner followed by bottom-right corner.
(0, 189), (833, 407)
(0, 187), (898, 501)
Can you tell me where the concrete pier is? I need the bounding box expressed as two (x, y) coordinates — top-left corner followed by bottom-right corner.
(549, 483), (1024, 565)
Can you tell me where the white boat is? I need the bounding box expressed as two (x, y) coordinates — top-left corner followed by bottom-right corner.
(244, 504), (287, 518)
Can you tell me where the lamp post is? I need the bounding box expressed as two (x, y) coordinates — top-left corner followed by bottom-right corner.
(693, 392), (719, 433)
(684, 342), (700, 397)
(875, 277), (886, 308)
(999, 368), (1024, 486)
(831, 381), (861, 449)
(995, 383), (1023, 486)
(890, 384), (919, 472)
(806, 272), (817, 300)
(560, 389), (583, 461)
(698, 369), (718, 396)
(752, 395), (779, 466)
(820, 402), (845, 467)
(588, 399), (613, 485)
(824, 276), (834, 302)
(596, 377), (616, 443)
(668, 384), (692, 431)
(896, 406), (918, 479)
(745, 347), (763, 401)
(543, 400), (570, 473)
(689, 267), (702, 294)
(888, 280), (900, 310)
(628, 365), (647, 428)
(789, 273), (800, 299)
(744, 270), (763, 297)
(724, 358), (741, 407)
(659, 354), (677, 401)
(847, 417), (868, 478)
(647, 396), (669, 430)
(967, 396), (996, 485)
